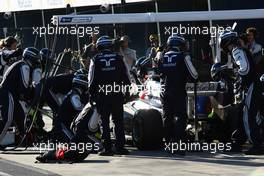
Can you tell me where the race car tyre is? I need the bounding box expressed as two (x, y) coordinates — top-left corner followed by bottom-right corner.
(132, 109), (163, 150)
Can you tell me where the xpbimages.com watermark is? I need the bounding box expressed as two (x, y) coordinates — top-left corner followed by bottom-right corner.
(164, 141), (232, 154)
(32, 140), (100, 153)
(32, 24), (100, 37)
(98, 82), (165, 95)
(164, 24), (232, 37)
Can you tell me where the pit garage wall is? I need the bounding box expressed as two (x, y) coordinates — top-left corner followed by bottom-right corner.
(0, 0), (263, 62)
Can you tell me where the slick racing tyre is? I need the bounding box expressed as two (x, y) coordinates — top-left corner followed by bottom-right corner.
(132, 109), (163, 150)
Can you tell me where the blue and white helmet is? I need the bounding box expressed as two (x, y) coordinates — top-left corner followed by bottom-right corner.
(40, 48), (54, 67)
(218, 30), (238, 51)
(166, 34), (186, 51)
(96, 35), (113, 50)
(72, 69), (89, 91)
(23, 47), (41, 67)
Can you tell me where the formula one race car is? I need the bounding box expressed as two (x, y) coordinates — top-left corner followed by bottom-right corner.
(123, 73), (164, 150)
(121, 59), (246, 150)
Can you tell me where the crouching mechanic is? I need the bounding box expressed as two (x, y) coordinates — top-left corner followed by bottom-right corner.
(36, 71), (100, 163)
(89, 36), (131, 156)
(36, 102), (101, 163)
(158, 34), (198, 155)
(52, 69), (89, 142)
(0, 47), (41, 146)
(218, 30), (263, 155)
(34, 48), (74, 126)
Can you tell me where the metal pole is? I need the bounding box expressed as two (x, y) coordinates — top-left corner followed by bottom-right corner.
(41, 10), (48, 48)
(3, 28), (7, 38)
(65, 5), (70, 49)
(74, 8), (80, 52)
(120, 0), (125, 35)
(193, 81), (199, 142)
(13, 12), (17, 29)
(155, 1), (161, 46)
(207, 0), (216, 61)
(111, 4), (117, 38)
(34, 35), (38, 47)
(50, 29), (58, 76)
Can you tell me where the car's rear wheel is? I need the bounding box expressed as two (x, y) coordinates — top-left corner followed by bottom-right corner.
(132, 109), (163, 150)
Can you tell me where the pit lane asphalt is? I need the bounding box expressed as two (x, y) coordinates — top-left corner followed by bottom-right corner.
(0, 114), (263, 176)
(0, 158), (59, 176)
(0, 147), (264, 176)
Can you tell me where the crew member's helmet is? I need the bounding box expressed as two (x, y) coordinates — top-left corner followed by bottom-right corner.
(23, 47), (41, 68)
(96, 36), (113, 51)
(72, 69), (89, 91)
(166, 34), (186, 52)
(218, 30), (238, 52)
(211, 62), (223, 81)
(40, 48), (54, 67)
